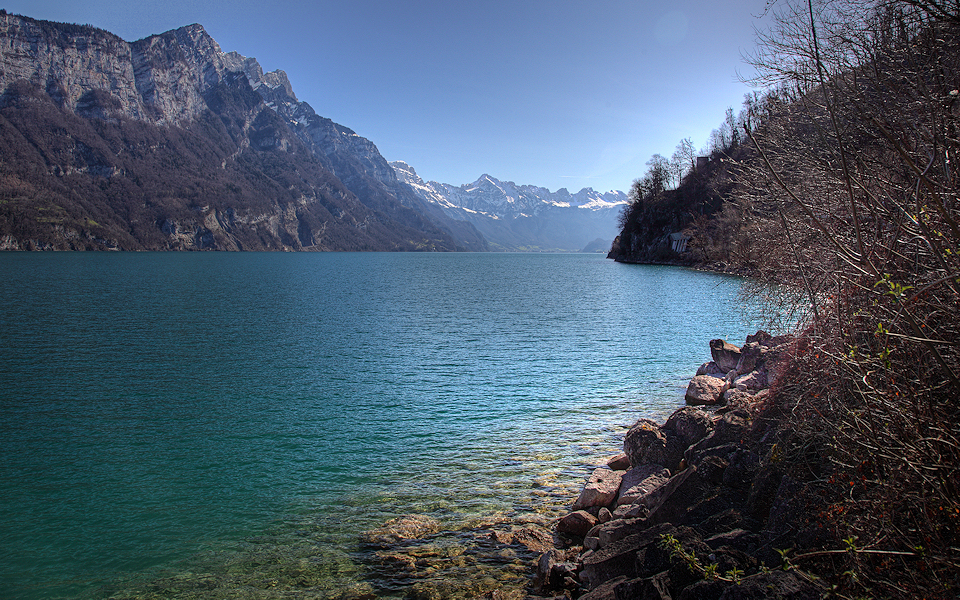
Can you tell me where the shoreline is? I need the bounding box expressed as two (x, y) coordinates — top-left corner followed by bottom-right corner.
(526, 330), (827, 600)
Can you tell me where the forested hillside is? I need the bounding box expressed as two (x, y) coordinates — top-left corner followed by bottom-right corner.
(611, 1), (959, 597)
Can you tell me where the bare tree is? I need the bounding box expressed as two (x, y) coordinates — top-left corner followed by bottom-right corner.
(671, 137), (696, 181)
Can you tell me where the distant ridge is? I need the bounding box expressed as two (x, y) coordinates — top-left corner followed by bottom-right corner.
(391, 161), (627, 252)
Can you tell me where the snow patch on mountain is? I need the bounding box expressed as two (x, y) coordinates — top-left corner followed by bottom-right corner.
(391, 161), (627, 218)
(390, 160), (628, 251)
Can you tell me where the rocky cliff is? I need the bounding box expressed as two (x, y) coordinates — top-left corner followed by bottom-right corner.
(0, 12), (483, 251)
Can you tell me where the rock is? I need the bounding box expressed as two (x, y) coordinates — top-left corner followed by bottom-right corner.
(756, 331), (793, 349)
(697, 455), (729, 486)
(578, 573), (671, 600)
(686, 442), (739, 469)
(709, 339), (742, 372)
(664, 407), (713, 448)
(616, 464), (671, 506)
(597, 517), (649, 547)
(512, 527), (555, 553)
(696, 508), (751, 537)
(734, 369), (768, 391)
(684, 375), (726, 406)
(763, 475), (831, 556)
(696, 361), (725, 376)
(558, 510), (598, 538)
(535, 548), (579, 591)
(705, 528), (761, 554)
(644, 467), (716, 526)
(634, 525), (711, 585)
(717, 570), (822, 599)
(720, 387), (756, 409)
(686, 411), (749, 465)
(580, 523), (676, 588)
(359, 514), (441, 547)
(745, 330), (773, 345)
(678, 579), (730, 600)
(643, 465), (699, 522)
(745, 464), (784, 522)
(735, 341), (764, 374)
(606, 453), (631, 471)
(722, 448), (760, 488)
(490, 530), (514, 545)
(623, 419), (669, 467)
(612, 503), (648, 519)
(763, 347), (792, 387)
(577, 575), (629, 600)
(573, 468), (624, 509)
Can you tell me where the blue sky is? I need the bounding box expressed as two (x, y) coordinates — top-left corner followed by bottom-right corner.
(3, 0), (771, 194)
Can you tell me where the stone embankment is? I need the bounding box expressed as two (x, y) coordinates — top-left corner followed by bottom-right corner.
(531, 331), (828, 600)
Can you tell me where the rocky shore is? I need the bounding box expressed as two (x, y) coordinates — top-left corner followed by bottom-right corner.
(355, 331), (837, 600)
(528, 331), (828, 600)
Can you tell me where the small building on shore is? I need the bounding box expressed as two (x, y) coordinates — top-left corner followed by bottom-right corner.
(669, 232), (691, 254)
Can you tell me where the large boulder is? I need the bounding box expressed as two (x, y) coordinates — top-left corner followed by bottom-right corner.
(735, 369), (768, 391)
(745, 330), (773, 345)
(686, 410), (750, 466)
(696, 361), (725, 376)
(574, 467), (624, 509)
(535, 547), (581, 591)
(617, 464), (672, 506)
(735, 341), (764, 374)
(580, 523), (678, 588)
(685, 375), (726, 406)
(664, 407), (713, 448)
(709, 339), (742, 372)
(623, 418), (669, 467)
(558, 510), (598, 537)
(715, 571), (822, 599)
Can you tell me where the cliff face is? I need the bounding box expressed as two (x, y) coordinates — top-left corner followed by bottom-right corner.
(0, 13), (481, 251)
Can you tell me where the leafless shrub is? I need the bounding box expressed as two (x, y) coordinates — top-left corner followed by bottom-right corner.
(740, 0), (960, 596)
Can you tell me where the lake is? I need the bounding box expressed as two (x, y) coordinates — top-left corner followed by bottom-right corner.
(0, 252), (762, 599)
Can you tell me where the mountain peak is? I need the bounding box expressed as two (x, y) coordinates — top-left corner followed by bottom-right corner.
(223, 51), (298, 102)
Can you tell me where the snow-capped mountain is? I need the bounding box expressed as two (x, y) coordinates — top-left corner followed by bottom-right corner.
(392, 161), (628, 251)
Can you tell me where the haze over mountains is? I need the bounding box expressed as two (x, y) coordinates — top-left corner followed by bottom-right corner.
(0, 12), (625, 251)
(393, 162), (627, 251)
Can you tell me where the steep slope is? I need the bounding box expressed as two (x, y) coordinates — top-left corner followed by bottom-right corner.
(0, 13), (477, 251)
(240, 60), (488, 251)
(392, 161), (627, 251)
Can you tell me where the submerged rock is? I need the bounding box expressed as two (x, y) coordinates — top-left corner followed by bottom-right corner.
(359, 514), (441, 547)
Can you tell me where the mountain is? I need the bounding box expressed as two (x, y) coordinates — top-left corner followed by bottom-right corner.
(0, 13), (484, 251)
(392, 161), (627, 252)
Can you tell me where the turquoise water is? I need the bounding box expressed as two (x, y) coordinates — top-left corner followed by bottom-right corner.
(0, 253), (760, 598)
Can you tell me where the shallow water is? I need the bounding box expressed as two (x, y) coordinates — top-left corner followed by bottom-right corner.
(0, 252), (762, 598)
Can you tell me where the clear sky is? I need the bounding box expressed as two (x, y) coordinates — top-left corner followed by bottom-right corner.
(3, 0), (771, 194)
